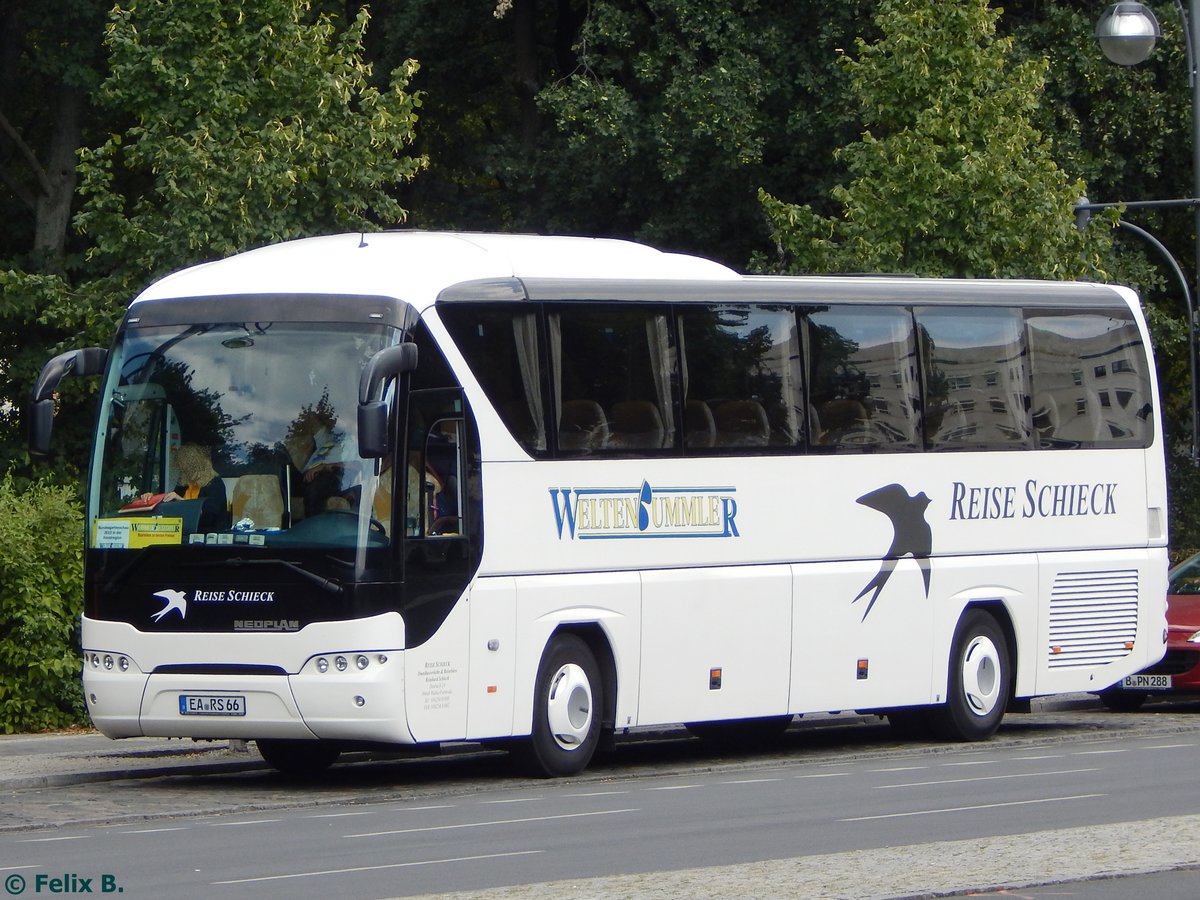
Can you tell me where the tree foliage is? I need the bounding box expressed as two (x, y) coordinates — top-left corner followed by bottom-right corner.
(758, 0), (1115, 279)
(1, 0), (426, 481)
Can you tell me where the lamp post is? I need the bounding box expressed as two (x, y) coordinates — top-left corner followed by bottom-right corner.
(1094, 1), (1200, 462)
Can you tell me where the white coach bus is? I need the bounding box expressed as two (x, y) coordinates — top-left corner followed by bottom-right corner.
(30, 232), (1168, 777)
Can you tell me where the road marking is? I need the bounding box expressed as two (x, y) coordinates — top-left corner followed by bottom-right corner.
(1012, 755), (1063, 760)
(305, 811), (374, 819)
(481, 797), (543, 804)
(118, 826), (189, 834)
(871, 766), (927, 772)
(211, 849), (543, 885)
(565, 790), (630, 797)
(942, 760), (994, 767)
(207, 818), (281, 827)
(1073, 748), (1130, 755)
(720, 778), (781, 785)
(15, 835), (89, 843)
(346, 808), (637, 838)
(646, 784), (701, 791)
(1145, 743), (1194, 750)
(877, 768), (1098, 789)
(0, 867), (39, 872)
(794, 772), (849, 779)
(387, 804), (455, 812)
(840, 793), (1106, 822)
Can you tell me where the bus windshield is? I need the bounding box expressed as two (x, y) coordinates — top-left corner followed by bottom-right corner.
(88, 320), (400, 552)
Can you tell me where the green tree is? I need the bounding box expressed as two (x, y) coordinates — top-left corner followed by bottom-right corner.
(1, 0), (426, 481)
(758, 0), (1115, 279)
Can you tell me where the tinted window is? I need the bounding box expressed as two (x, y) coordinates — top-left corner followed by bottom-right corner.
(917, 307), (1031, 451)
(438, 306), (547, 452)
(550, 306), (676, 453)
(678, 305), (804, 452)
(806, 306), (920, 451)
(1026, 309), (1153, 448)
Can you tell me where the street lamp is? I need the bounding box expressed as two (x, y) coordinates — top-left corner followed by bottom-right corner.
(1093, 1), (1200, 462)
(1096, 3), (1161, 65)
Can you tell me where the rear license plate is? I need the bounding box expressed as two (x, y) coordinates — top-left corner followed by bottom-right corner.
(1121, 674), (1171, 690)
(179, 694), (246, 716)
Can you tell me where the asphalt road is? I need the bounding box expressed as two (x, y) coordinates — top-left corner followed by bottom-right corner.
(2, 700), (1200, 898)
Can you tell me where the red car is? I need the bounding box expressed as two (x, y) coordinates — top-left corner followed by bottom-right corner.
(1098, 552), (1200, 710)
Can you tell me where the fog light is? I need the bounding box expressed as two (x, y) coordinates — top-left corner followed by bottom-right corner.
(90, 654), (100, 668)
(316, 657), (329, 673)
(335, 656), (348, 672)
(118, 656), (129, 672)
(354, 696), (365, 707)
(103, 655), (114, 670)
(356, 655), (369, 670)
(377, 654), (388, 665)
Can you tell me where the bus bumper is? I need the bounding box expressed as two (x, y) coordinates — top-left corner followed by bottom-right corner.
(81, 613), (414, 745)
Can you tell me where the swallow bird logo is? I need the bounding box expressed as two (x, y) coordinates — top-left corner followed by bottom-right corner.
(151, 588), (188, 622)
(852, 483), (932, 621)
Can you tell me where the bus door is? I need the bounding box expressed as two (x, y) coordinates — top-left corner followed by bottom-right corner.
(401, 387), (479, 739)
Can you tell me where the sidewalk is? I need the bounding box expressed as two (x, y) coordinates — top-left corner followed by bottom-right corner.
(0, 731), (267, 789)
(0, 693), (1106, 791)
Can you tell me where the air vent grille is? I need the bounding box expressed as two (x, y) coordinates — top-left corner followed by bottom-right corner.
(1047, 569), (1138, 669)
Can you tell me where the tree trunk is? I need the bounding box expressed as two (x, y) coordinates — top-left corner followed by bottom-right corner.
(33, 84), (83, 267)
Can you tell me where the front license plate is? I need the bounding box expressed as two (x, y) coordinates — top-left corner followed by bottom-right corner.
(1121, 674), (1172, 691)
(179, 694), (246, 716)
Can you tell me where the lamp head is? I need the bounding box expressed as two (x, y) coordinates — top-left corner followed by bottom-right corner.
(1096, 2), (1161, 66)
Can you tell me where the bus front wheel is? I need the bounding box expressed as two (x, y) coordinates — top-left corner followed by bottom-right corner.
(519, 634), (602, 777)
(928, 609), (1011, 742)
(256, 739), (341, 778)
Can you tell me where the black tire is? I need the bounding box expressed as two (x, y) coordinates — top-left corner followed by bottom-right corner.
(256, 739), (341, 777)
(518, 634), (603, 777)
(684, 716), (793, 747)
(1099, 689), (1148, 712)
(927, 609), (1011, 741)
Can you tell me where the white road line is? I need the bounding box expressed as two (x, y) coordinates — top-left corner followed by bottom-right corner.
(646, 784), (701, 791)
(15, 835), (89, 843)
(305, 811), (374, 819)
(871, 766), (928, 772)
(206, 818), (281, 827)
(211, 849), (543, 885)
(1073, 748), (1130, 755)
(346, 807), (637, 838)
(118, 827), (189, 834)
(795, 772), (849, 779)
(942, 760), (995, 767)
(1012, 755), (1063, 760)
(1145, 743), (1194, 750)
(565, 790), (630, 797)
(877, 768), (1098, 789)
(0, 867), (39, 872)
(720, 778), (782, 785)
(480, 797), (543, 804)
(384, 804), (455, 812)
(840, 793), (1106, 822)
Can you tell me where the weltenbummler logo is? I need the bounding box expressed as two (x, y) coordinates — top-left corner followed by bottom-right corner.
(551, 480), (739, 540)
(852, 483), (932, 621)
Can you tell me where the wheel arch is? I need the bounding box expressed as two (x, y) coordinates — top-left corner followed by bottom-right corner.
(548, 622), (618, 735)
(957, 599), (1018, 706)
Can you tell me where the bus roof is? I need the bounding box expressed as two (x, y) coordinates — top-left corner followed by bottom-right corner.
(130, 230), (1135, 317)
(132, 231), (741, 310)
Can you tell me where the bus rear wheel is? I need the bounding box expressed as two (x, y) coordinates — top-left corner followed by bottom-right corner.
(928, 609), (1011, 742)
(256, 739), (341, 778)
(519, 634), (602, 777)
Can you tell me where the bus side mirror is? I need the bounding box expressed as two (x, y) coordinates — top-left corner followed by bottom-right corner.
(28, 347), (108, 456)
(358, 343), (417, 458)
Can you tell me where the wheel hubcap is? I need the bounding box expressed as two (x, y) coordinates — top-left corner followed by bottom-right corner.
(546, 663), (593, 751)
(961, 635), (1002, 717)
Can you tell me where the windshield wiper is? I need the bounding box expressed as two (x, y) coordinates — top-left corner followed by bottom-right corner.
(223, 557), (344, 595)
